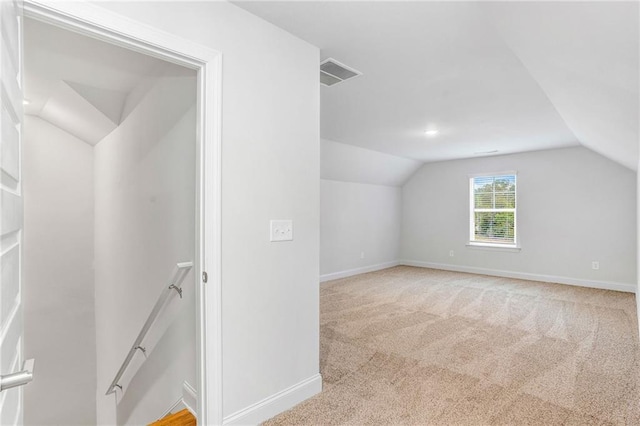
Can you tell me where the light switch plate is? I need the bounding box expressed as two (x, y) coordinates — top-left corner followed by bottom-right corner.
(270, 220), (293, 242)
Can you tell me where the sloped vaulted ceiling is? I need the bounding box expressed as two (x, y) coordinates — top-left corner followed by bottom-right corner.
(24, 18), (187, 145)
(321, 139), (422, 187)
(485, 2), (639, 170)
(236, 1), (639, 171)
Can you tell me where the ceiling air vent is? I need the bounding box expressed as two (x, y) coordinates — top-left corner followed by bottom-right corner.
(320, 58), (362, 87)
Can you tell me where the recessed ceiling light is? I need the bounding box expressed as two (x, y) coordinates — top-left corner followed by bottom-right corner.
(425, 129), (439, 136)
(22, 99), (30, 106)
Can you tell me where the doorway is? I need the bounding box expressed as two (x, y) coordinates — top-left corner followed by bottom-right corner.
(22, 16), (199, 425)
(0, 2), (222, 425)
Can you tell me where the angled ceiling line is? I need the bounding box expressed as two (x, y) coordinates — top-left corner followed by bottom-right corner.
(480, 10), (582, 154)
(482, 2), (639, 171)
(64, 80), (129, 126)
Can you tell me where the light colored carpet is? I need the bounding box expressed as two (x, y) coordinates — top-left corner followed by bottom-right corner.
(264, 266), (640, 425)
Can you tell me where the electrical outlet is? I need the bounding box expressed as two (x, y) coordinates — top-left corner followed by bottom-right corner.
(270, 220), (293, 242)
(449, 250), (454, 257)
(360, 252), (365, 259)
(592, 261), (599, 270)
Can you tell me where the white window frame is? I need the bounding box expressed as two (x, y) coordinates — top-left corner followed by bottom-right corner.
(468, 171), (519, 249)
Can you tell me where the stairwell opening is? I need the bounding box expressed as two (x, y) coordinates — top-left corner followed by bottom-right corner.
(22, 17), (198, 425)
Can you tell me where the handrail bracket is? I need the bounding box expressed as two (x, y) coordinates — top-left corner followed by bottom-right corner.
(169, 284), (183, 299)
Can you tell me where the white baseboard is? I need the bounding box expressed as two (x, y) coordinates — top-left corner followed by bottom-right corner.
(636, 294), (640, 338)
(320, 260), (400, 283)
(400, 260), (636, 293)
(181, 381), (197, 416)
(162, 381), (197, 419)
(223, 373), (322, 425)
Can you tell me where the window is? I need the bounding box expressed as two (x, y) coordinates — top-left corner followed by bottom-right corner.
(469, 173), (517, 247)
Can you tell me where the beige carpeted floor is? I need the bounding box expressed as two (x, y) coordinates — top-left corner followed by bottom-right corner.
(264, 266), (640, 425)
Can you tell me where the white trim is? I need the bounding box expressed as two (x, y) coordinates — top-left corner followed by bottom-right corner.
(22, 2), (223, 424)
(469, 173), (518, 247)
(466, 243), (521, 253)
(636, 288), (640, 338)
(223, 374), (322, 426)
(468, 170), (518, 178)
(198, 28), (223, 426)
(400, 260), (636, 293)
(161, 399), (183, 420)
(181, 381), (198, 417)
(161, 381), (198, 419)
(320, 261), (400, 283)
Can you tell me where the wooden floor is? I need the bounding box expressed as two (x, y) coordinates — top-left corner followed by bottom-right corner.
(149, 409), (195, 426)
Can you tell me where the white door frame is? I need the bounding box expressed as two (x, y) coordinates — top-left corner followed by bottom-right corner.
(21, 1), (223, 424)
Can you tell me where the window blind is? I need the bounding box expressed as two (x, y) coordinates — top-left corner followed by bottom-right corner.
(470, 174), (516, 245)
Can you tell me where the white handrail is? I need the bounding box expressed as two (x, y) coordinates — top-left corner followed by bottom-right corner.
(106, 261), (193, 395)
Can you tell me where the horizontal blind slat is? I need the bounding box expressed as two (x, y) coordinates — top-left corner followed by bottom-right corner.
(472, 174), (516, 245)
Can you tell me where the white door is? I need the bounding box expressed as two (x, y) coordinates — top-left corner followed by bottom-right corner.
(0, 1), (29, 425)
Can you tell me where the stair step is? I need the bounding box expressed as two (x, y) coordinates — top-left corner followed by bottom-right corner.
(149, 408), (196, 426)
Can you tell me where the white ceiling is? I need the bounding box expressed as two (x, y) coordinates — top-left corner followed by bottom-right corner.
(24, 18), (188, 145)
(321, 139), (422, 187)
(235, 1), (639, 169)
(485, 2), (639, 170)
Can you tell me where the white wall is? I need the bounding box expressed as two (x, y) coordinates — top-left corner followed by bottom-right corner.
(23, 116), (96, 425)
(321, 180), (401, 279)
(319, 140), (419, 280)
(321, 139), (422, 186)
(402, 146), (637, 290)
(95, 1), (321, 422)
(93, 70), (197, 425)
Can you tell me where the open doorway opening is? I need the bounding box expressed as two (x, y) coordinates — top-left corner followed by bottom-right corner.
(22, 17), (198, 425)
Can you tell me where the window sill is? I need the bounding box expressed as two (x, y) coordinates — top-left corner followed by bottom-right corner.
(466, 242), (521, 253)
